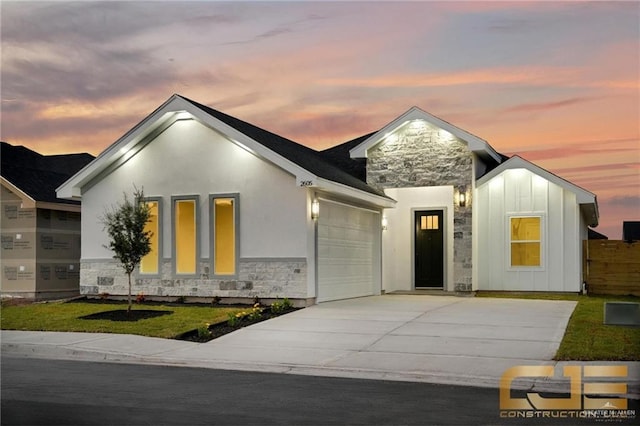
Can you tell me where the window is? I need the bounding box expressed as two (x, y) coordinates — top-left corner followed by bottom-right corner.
(421, 215), (439, 230)
(211, 194), (238, 276)
(510, 216), (541, 267)
(173, 197), (198, 275)
(140, 199), (161, 274)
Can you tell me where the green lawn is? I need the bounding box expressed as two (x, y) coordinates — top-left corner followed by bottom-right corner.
(0, 300), (241, 339)
(3, 294), (639, 360)
(476, 292), (640, 361)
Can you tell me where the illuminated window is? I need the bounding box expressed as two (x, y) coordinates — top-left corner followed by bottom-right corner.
(211, 194), (238, 276)
(140, 199), (161, 274)
(173, 197), (198, 275)
(510, 217), (541, 267)
(420, 215), (439, 230)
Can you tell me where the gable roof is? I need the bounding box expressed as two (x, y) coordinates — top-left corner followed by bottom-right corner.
(476, 155), (599, 227)
(180, 97), (388, 200)
(1, 142), (94, 206)
(319, 132), (375, 182)
(349, 106), (502, 163)
(57, 95), (394, 207)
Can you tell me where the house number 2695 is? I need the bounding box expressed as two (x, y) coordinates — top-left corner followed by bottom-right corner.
(299, 181), (313, 187)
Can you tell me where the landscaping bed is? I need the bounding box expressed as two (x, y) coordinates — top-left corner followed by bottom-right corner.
(175, 304), (299, 343)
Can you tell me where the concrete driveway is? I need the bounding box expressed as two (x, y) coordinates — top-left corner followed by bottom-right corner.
(167, 294), (577, 387)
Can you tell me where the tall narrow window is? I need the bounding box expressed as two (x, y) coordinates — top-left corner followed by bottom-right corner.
(175, 199), (197, 274)
(510, 217), (541, 267)
(140, 200), (159, 274)
(213, 197), (236, 275)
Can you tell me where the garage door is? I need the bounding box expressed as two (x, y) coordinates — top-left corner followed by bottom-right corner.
(317, 200), (380, 302)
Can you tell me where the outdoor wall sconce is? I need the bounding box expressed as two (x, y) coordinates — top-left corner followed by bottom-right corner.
(311, 199), (319, 220)
(381, 216), (388, 231)
(457, 187), (467, 207)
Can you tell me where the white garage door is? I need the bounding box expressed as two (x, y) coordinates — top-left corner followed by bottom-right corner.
(317, 200), (380, 302)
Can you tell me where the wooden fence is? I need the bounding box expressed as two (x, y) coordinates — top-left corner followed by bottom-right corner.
(583, 240), (640, 296)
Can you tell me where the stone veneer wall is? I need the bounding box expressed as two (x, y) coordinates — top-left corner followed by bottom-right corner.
(80, 259), (307, 299)
(367, 122), (473, 292)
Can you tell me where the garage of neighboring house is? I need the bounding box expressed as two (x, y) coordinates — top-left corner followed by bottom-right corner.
(316, 199), (381, 302)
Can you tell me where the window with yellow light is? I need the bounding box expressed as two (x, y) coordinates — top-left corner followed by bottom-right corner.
(175, 199), (196, 274)
(510, 217), (541, 267)
(213, 198), (235, 275)
(140, 201), (159, 274)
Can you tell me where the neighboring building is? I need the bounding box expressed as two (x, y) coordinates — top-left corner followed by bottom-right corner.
(57, 95), (599, 304)
(1, 142), (94, 300)
(623, 221), (640, 242)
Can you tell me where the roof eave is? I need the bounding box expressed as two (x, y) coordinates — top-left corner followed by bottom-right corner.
(1, 177), (36, 207)
(57, 94), (187, 200)
(314, 177), (396, 208)
(476, 155), (600, 226)
(349, 106), (502, 162)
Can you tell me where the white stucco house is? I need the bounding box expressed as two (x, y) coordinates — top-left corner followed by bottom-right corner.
(57, 94), (599, 304)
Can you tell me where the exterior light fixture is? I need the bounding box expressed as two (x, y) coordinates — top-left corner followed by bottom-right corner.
(381, 216), (388, 231)
(458, 187), (467, 207)
(311, 199), (319, 220)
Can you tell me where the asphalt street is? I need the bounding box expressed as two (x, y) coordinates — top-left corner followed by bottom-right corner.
(3, 356), (637, 425)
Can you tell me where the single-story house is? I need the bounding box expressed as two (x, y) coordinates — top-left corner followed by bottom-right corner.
(1, 142), (94, 300)
(57, 94), (599, 304)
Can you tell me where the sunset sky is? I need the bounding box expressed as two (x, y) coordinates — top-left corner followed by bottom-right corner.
(1, 1), (638, 238)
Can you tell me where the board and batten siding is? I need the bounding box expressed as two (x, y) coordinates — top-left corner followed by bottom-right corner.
(477, 169), (582, 292)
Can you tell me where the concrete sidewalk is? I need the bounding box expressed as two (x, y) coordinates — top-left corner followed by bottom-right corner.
(2, 295), (639, 396)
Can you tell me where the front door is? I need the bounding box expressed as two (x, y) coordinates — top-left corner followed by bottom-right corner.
(415, 210), (444, 288)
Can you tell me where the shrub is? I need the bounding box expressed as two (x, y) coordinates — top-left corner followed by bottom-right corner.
(211, 295), (222, 305)
(135, 292), (146, 304)
(228, 311), (243, 326)
(99, 292), (110, 300)
(197, 323), (212, 339)
(271, 297), (293, 314)
(247, 304), (263, 321)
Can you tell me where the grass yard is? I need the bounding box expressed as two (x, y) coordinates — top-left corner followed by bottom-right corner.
(0, 299), (241, 339)
(477, 292), (640, 361)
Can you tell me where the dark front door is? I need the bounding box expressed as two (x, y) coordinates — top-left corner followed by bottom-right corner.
(415, 210), (444, 288)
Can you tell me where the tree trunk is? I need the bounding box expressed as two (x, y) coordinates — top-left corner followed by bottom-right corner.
(127, 272), (132, 314)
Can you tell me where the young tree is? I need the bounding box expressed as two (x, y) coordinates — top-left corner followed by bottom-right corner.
(101, 187), (152, 313)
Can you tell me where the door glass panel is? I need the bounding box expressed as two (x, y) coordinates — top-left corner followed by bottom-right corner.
(421, 215), (439, 230)
(430, 215), (439, 230)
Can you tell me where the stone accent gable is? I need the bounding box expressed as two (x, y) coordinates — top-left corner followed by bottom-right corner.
(367, 121), (474, 292)
(366, 122), (473, 192)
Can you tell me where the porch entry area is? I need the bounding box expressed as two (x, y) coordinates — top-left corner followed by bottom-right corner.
(414, 210), (444, 288)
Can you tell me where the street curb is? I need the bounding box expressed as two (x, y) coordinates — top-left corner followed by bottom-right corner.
(4, 342), (639, 399)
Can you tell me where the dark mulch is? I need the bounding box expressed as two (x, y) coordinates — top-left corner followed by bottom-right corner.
(79, 310), (173, 322)
(176, 307), (299, 343)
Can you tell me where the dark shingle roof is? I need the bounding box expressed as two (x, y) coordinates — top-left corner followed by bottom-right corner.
(319, 132), (375, 182)
(1, 142), (94, 204)
(178, 95), (387, 199)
